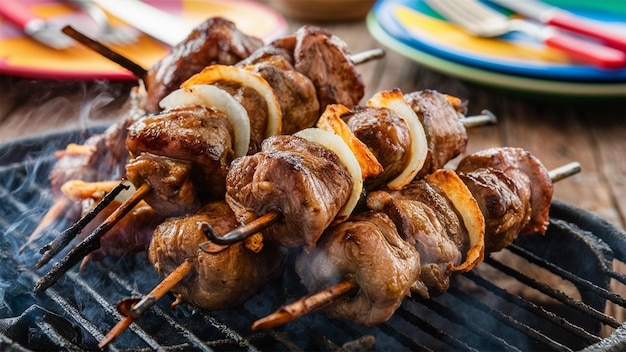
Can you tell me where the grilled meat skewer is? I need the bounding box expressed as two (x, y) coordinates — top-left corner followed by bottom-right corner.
(34, 22), (377, 292)
(253, 148), (580, 329)
(99, 201), (287, 347)
(205, 89), (492, 249)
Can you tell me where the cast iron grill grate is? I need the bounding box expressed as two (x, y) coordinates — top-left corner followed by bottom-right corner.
(1, 128), (625, 351)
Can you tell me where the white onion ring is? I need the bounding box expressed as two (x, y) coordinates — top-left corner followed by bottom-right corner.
(295, 128), (363, 220)
(367, 89), (428, 190)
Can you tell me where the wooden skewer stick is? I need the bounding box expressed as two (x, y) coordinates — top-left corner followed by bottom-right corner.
(251, 162), (582, 329)
(62, 25), (148, 80)
(99, 258), (194, 348)
(33, 183), (152, 293)
(35, 182), (130, 269)
(252, 277), (358, 330)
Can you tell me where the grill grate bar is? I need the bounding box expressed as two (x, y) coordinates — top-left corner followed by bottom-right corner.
(375, 320), (435, 352)
(485, 256), (620, 329)
(22, 270), (108, 347)
(104, 267), (245, 351)
(609, 269), (626, 286)
(447, 286), (571, 351)
(412, 294), (523, 351)
(393, 304), (477, 351)
(508, 244), (626, 307)
(66, 270), (170, 350)
(464, 269), (602, 344)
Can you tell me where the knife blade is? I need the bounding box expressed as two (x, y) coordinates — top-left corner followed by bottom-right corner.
(487, 0), (626, 52)
(0, 0), (74, 49)
(90, 0), (195, 46)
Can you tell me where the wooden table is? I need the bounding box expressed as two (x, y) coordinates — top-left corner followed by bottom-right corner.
(0, 16), (625, 234)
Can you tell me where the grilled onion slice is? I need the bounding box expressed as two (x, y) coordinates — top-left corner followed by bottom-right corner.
(367, 89), (428, 190)
(426, 169), (485, 272)
(182, 64), (282, 138)
(295, 128), (362, 221)
(316, 104), (383, 180)
(159, 85), (251, 158)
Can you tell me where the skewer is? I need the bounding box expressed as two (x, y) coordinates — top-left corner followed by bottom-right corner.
(32, 43), (387, 290)
(98, 258), (194, 348)
(349, 48), (385, 65)
(35, 182), (130, 269)
(33, 183), (152, 293)
(250, 162), (581, 330)
(61, 26), (148, 80)
(252, 277), (358, 330)
(199, 110), (499, 250)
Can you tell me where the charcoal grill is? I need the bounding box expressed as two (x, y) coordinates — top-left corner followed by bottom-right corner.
(1, 128), (626, 351)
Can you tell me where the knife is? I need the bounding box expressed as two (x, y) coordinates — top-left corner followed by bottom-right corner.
(0, 0), (74, 49)
(487, 0), (626, 52)
(90, 0), (195, 46)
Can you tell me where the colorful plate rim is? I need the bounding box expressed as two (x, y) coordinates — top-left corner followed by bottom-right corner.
(367, 11), (626, 97)
(372, 0), (626, 82)
(0, 0), (287, 81)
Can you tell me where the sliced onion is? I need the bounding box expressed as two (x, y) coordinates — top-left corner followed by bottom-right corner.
(295, 128), (362, 221)
(367, 89), (428, 190)
(426, 169), (485, 272)
(160, 85), (251, 158)
(182, 64), (282, 138)
(316, 104), (383, 180)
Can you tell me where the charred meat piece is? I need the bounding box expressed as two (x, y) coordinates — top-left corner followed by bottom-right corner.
(149, 202), (287, 310)
(292, 25), (365, 112)
(143, 17), (264, 112)
(342, 106), (411, 191)
(50, 90), (145, 196)
(243, 54), (320, 135)
(367, 181), (468, 298)
(126, 106), (234, 215)
(457, 168), (529, 253)
(456, 147), (552, 236)
(295, 211), (421, 326)
(404, 90), (468, 178)
(225, 134), (353, 249)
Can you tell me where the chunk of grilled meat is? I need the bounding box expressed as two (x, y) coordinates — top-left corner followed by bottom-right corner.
(225, 134), (353, 249)
(50, 89), (145, 197)
(242, 54), (320, 135)
(456, 147), (553, 252)
(143, 17), (264, 112)
(295, 211), (421, 326)
(240, 25), (365, 114)
(367, 181), (469, 298)
(342, 106), (412, 191)
(149, 202), (287, 310)
(126, 106), (234, 216)
(404, 90), (468, 178)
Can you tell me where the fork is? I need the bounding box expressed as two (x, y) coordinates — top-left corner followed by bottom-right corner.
(424, 0), (626, 69)
(67, 0), (137, 45)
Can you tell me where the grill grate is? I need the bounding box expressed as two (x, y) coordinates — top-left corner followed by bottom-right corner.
(1, 129), (626, 351)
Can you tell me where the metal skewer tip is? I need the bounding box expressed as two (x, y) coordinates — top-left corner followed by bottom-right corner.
(350, 48), (385, 65)
(549, 162), (581, 183)
(460, 109), (497, 128)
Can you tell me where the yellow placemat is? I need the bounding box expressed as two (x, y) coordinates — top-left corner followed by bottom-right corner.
(0, 0), (287, 80)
